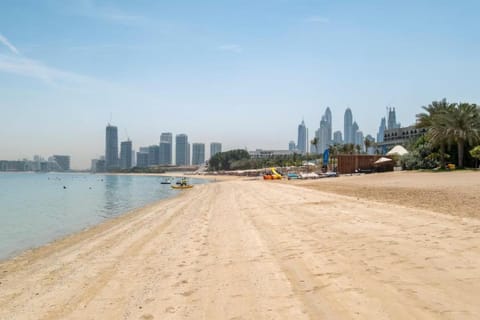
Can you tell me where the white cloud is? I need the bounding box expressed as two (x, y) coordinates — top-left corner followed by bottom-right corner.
(305, 16), (330, 24)
(0, 54), (97, 86)
(0, 33), (19, 54)
(217, 44), (243, 53)
(66, 0), (149, 26)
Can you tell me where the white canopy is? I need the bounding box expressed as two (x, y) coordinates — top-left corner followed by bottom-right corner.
(374, 157), (393, 164)
(386, 145), (408, 156)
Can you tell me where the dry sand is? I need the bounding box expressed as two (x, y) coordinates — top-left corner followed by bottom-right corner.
(1, 172), (480, 319)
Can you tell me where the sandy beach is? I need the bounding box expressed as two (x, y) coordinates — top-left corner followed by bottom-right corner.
(1, 171), (480, 319)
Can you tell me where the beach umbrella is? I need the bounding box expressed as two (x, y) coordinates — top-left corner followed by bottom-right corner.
(386, 145), (408, 156)
(374, 157), (393, 164)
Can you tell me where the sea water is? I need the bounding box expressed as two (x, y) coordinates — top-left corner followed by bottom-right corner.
(0, 173), (205, 260)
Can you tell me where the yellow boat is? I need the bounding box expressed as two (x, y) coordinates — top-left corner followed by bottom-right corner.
(171, 184), (194, 190)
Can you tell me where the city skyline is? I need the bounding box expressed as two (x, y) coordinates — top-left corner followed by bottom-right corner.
(1, 1), (479, 168)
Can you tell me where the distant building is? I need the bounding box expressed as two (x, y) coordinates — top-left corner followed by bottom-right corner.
(105, 124), (119, 171)
(175, 134), (190, 166)
(318, 115), (330, 153)
(344, 108), (353, 144)
(192, 143), (205, 165)
(352, 121), (359, 144)
(148, 145), (160, 166)
(0, 160), (27, 172)
(210, 142), (222, 159)
(288, 141), (296, 151)
(333, 131), (343, 144)
(377, 117), (387, 143)
(91, 159), (106, 173)
(136, 152), (149, 168)
(324, 107), (332, 145)
(131, 150), (136, 167)
(297, 120), (308, 154)
(387, 107), (401, 130)
(249, 149), (294, 159)
(120, 140), (133, 169)
(355, 131), (365, 152)
(52, 155), (70, 171)
(160, 132), (173, 165)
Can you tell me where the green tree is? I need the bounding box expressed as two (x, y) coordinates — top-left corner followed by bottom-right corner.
(444, 103), (480, 168)
(416, 99), (453, 168)
(470, 146), (480, 168)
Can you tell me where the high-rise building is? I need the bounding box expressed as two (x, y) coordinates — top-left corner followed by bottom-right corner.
(352, 121), (359, 146)
(387, 107), (401, 130)
(210, 142), (222, 159)
(176, 134), (190, 166)
(131, 150), (136, 167)
(344, 108), (353, 144)
(324, 107), (332, 145)
(288, 141), (296, 151)
(105, 124), (119, 171)
(297, 120), (308, 154)
(120, 140), (132, 169)
(160, 132), (173, 165)
(377, 117), (387, 143)
(148, 145), (160, 166)
(136, 152), (148, 168)
(192, 143), (205, 165)
(317, 116), (329, 154)
(333, 131), (343, 144)
(52, 155), (70, 171)
(355, 130), (364, 151)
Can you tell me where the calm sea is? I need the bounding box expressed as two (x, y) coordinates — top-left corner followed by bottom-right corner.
(0, 173), (205, 261)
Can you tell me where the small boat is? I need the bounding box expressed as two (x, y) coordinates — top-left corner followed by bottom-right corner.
(171, 184), (194, 190)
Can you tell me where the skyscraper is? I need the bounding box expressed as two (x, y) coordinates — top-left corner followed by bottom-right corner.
(297, 120), (308, 154)
(176, 134), (190, 166)
(317, 116), (329, 154)
(160, 132), (173, 165)
(344, 108), (353, 144)
(387, 107), (401, 130)
(120, 140), (132, 169)
(105, 124), (119, 171)
(355, 130), (364, 151)
(377, 117), (386, 143)
(324, 107), (332, 145)
(148, 145), (160, 166)
(352, 121), (359, 145)
(333, 131), (343, 144)
(288, 141), (296, 151)
(192, 143), (205, 165)
(210, 142), (222, 159)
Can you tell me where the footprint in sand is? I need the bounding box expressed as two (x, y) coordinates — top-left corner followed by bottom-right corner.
(140, 314), (154, 320)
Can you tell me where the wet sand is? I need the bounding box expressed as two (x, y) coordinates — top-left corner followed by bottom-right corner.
(1, 171), (479, 319)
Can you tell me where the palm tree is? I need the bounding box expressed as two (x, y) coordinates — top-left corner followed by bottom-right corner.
(416, 99), (453, 168)
(444, 103), (480, 168)
(310, 137), (319, 155)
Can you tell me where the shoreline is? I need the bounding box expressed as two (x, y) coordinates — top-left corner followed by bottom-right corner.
(1, 172), (479, 319)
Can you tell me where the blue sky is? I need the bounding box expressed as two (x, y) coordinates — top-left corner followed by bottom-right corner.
(1, 0), (479, 169)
